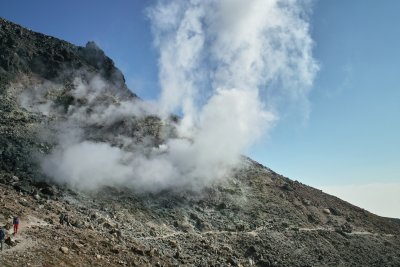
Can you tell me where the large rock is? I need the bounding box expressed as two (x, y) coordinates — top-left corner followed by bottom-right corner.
(5, 236), (16, 246)
(60, 246), (69, 254)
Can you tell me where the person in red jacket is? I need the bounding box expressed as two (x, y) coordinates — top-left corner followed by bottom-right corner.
(13, 217), (19, 235)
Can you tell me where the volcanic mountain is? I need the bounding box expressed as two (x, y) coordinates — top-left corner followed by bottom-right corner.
(0, 17), (399, 267)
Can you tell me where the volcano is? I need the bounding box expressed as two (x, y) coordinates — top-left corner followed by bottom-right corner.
(0, 18), (399, 267)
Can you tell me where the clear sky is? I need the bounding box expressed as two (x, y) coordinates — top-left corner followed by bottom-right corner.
(1, 1), (399, 217)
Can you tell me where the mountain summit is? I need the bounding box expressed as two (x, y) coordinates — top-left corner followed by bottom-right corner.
(0, 17), (399, 266)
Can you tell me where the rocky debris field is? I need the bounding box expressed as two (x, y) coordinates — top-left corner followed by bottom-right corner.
(0, 162), (400, 266)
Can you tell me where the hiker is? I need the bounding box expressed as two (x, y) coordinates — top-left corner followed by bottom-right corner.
(64, 214), (70, 226)
(0, 226), (5, 251)
(59, 213), (70, 226)
(13, 216), (19, 235)
(59, 213), (64, 225)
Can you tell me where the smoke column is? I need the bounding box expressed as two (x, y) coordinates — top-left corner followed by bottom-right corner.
(146, 0), (319, 175)
(28, 0), (318, 192)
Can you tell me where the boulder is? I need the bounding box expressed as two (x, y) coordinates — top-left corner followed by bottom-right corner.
(282, 183), (294, 191)
(60, 246), (69, 254)
(323, 209), (331, 215)
(302, 199), (312, 206)
(5, 236), (16, 246)
(110, 246), (120, 254)
(341, 222), (353, 233)
(131, 245), (146, 256)
(329, 207), (342, 216)
(103, 222), (113, 229)
(41, 186), (57, 196)
(169, 239), (178, 248)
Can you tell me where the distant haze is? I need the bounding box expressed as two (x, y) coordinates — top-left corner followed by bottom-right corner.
(320, 183), (400, 219)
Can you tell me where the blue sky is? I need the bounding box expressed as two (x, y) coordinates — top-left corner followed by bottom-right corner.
(1, 1), (399, 216)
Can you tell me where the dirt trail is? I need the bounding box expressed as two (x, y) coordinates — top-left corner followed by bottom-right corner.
(135, 225), (396, 242)
(1, 215), (48, 254)
(134, 226), (276, 241)
(299, 226), (395, 237)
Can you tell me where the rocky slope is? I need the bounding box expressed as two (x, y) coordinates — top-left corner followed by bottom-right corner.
(0, 17), (399, 267)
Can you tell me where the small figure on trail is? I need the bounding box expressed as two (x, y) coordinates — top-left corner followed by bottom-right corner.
(59, 213), (64, 225)
(0, 226), (5, 251)
(64, 214), (70, 226)
(59, 213), (70, 226)
(13, 217), (19, 235)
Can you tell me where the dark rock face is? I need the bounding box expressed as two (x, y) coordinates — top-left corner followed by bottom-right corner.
(0, 18), (130, 93)
(0, 17), (400, 266)
(0, 17), (141, 180)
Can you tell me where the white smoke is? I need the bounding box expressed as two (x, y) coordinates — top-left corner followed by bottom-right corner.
(21, 0), (318, 192)
(145, 0), (318, 181)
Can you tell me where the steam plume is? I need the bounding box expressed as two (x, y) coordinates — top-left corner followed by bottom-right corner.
(146, 0), (318, 180)
(23, 0), (318, 192)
